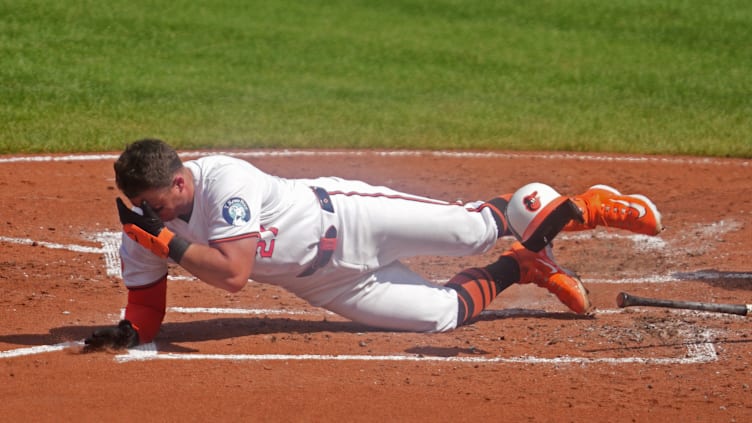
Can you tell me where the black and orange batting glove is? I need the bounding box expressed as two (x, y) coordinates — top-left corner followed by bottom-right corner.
(116, 198), (191, 263)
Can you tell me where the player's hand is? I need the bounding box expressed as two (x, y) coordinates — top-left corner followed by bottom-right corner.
(117, 197), (166, 237)
(83, 320), (140, 352)
(116, 198), (190, 262)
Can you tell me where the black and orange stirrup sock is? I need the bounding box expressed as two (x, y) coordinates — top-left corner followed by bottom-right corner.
(481, 194), (514, 238)
(445, 255), (520, 326)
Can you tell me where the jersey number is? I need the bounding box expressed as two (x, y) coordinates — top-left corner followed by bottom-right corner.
(256, 226), (278, 258)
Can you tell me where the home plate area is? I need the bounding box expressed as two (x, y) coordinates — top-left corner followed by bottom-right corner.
(0, 229), (737, 367)
(114, 304), (722, 366)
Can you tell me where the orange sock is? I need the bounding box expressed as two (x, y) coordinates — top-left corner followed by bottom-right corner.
(446, 256), (518, 325)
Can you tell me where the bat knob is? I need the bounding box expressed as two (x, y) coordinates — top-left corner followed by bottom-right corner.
(616, 292), (629, 308)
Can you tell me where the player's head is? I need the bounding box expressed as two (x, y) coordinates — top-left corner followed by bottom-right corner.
(114, 138), (184, 198)
(505, 182), (584, 252)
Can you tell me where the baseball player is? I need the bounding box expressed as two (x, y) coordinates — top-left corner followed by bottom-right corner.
(84, 139), (663, 350)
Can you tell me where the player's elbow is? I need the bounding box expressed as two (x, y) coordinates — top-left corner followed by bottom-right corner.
(212, 270), (250, 293)
(197, 267), (250, 292)
(222, 277), (248, 293)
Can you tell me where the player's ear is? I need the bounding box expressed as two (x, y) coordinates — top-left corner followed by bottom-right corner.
(173, 175), (185, 192)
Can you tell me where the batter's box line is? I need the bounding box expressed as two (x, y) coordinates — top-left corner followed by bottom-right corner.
(0, 309), (719, 364)
(114, 335), (717, 365)
(0, 341), (83, 359)
(113, 308), (718, 366)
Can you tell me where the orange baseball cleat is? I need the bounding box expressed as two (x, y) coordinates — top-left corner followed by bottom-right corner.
(568, 184), (664, 235)
(502, 241), (593, 314)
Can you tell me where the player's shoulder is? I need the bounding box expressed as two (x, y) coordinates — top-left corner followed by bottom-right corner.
(188, 154), (261, 175)
(190, 154), (251, 167)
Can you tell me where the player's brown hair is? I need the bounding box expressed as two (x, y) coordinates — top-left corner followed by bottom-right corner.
(114, 138), (184, 198)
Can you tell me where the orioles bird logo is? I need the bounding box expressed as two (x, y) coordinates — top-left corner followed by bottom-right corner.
(523, 191), (541, 212)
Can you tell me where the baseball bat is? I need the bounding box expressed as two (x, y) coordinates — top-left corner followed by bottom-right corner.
(616, 292), (751, 316)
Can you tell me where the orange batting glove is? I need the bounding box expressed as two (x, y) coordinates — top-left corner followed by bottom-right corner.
(116, 197), (191, 262)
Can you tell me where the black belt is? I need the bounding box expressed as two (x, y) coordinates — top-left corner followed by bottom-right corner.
(298, 187), (337, 277)
(312, 186), (334, 213)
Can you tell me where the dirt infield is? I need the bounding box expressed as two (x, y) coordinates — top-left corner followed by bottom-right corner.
(1, 150), (751, 422)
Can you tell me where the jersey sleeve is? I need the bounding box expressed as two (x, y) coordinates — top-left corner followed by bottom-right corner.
(202, 160), (263, 243)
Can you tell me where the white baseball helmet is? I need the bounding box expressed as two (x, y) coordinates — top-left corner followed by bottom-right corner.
(505, 182), (582, 251)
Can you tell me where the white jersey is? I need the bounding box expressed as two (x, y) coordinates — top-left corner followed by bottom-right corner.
(121, 156), (322, 285)
(120, 155), (500, 331)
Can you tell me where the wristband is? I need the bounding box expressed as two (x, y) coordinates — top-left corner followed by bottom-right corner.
(168, 236), (191, 263)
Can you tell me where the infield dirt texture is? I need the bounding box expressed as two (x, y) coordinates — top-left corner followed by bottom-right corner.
(0, 149), (750, 421)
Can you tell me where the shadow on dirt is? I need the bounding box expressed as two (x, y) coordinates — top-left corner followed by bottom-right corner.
(672, 269), (752, 291)
(476, 308), (596, 321)
(0, 309), (592, 351)
(405, 346), (491, 357)
(0, 317), (371, 348)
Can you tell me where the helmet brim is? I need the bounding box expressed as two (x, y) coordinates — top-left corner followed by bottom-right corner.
(520, 198), (582, 252)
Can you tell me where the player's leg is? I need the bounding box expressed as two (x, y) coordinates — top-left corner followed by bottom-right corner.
(321, 242), (591, 333)
(446, 241), (592, 325)
(321, 261), (461, 332)
(485, 183), (664, 251)
(306, 177), (501, 264)
(305, 177), (576, 263)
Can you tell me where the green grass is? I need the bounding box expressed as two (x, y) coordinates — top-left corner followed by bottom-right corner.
(1, 0), (750, 156)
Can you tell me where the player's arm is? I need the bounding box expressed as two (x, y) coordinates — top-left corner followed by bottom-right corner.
(117, 196), (258, 292)
(177, 236), (258, 293)
(84, 274), (167, 351)
(83, 237), (258, 351)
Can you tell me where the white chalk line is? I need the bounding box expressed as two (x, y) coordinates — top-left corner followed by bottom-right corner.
(114, 349), (716, 365)
(112, 319), (717, 365)
(0, 341), (83, 359)
(0, 150), (748, 167)
(0, 235), (105, 254)
(168, 306), (324, 316)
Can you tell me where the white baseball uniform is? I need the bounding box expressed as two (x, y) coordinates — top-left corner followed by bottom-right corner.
(120, 155), (500, 332)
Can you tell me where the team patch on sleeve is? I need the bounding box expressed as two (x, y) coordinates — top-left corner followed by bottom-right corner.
(222, 197), (252, 226)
